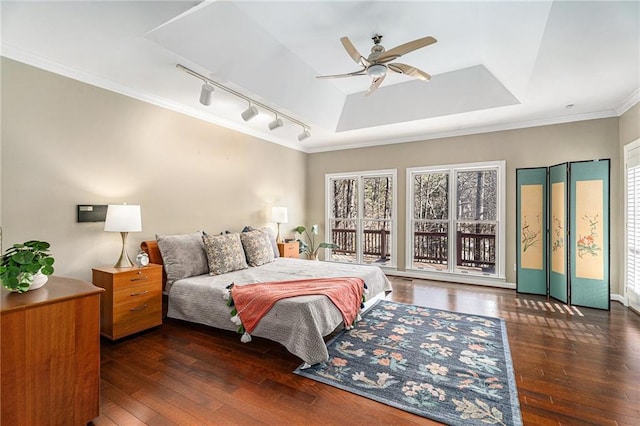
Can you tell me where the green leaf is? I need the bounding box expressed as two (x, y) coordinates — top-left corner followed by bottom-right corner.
(294, 226), (306, 234)
(11, 251), (35, 265)
(25, 264), (40, 274)
(41, 257), (55, 266)
(17, 282), (31, 293)
(41, 265), (54, 275)
(28, 241), (50, 251)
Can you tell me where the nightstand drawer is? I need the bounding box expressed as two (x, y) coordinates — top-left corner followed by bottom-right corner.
(113, 279), (161, 304)
(112, 267), (161, 286)
(112, 293), (162, 339)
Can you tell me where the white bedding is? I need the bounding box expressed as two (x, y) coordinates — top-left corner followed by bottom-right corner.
(167, 258), (392, 365)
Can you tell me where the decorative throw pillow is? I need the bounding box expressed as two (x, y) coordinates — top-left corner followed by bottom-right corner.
(203, 233), (248, 275)
(240, 229), (275, 267)
(242, 225), (280, 258)
(156, 231), (209, 287)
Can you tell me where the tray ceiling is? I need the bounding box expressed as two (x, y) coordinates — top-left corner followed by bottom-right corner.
(2, 1), (638, 152)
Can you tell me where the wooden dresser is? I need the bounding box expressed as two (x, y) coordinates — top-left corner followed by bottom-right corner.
(0, 276), (104, 425)
(92, 264), (162, 340)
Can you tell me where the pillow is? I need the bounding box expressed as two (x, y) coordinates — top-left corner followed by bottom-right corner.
(203, 233), (248, 275)
(240, 229), (275, 267)
(242, 225), (279, 258)
(156, 231), (209, 287)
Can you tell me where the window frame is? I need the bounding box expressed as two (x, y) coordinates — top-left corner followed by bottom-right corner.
(624, 138), (640, 313)
(325, 169), (398, 268)
(406, 161), (506, 283)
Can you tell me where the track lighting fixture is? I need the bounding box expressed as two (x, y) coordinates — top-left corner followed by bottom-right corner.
(241, 103), (259, 121)
(298, 128), (311, 142)
(268, 115), (284, 131)
(199, 83), (214, 106)
(177, 64), (311, 142)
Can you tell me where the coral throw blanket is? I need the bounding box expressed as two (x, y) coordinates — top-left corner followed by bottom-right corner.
(230, 277), (365, 334)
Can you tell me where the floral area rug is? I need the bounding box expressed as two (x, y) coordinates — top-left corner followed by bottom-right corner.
(294, 300), (522, 426)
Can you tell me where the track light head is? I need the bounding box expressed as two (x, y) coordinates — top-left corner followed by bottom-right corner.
(241, 104), (259, 121)
(298, 128), (311, 141)
(268, 117), (284, 131)
(199, 83), (214, 106)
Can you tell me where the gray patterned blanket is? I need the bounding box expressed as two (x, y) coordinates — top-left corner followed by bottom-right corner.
(167, 258), (392, 365)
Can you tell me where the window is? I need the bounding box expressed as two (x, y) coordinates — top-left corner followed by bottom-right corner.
(407, 161), (505, 281)
(625, 139), (640, 312)
(326, 170), (397, 267)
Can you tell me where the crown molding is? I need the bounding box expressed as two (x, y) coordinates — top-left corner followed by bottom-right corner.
(615, 88), (640, 116)
(0, 45), (308, 153)
(306, 110), (619, 153)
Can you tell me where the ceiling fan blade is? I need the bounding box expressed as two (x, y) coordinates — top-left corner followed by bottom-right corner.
(388, 63), (431, 81)
(316, 69), (367, 79)
(365, 74), (386, 96)
(377, 36), (437, 63)
(340, 36), (369, 67)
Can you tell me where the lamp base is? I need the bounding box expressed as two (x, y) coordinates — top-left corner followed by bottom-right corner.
(114, 232), (134, 268)
(276, 223), (283, 244)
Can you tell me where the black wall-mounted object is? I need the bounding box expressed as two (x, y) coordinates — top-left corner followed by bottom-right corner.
(77, 205), (108, 222)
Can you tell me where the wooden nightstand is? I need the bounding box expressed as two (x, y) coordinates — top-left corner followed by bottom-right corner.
(278, 241), (299, 258)
(92, 264), (162, 340)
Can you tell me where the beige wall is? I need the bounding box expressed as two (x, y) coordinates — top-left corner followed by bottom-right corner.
(308, 118), (622, 293)
(1, 58), (307, 282)
(619, 103), (640, 299)
(619, 103), (640, 145)
(1, 57), (632, 297)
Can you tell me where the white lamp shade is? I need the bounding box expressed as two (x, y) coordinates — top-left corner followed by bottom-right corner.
(104, 204), (142, 232)
(271, 206), (288, 224)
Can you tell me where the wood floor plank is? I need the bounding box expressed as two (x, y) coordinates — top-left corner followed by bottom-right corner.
(90, 277), (640, 425)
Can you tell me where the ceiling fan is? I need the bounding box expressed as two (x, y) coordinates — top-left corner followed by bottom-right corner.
(317, 34), (437, 95)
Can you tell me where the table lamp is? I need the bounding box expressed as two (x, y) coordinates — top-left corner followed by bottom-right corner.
(104, 204), (142, 268)
(271, 206), (288, 243)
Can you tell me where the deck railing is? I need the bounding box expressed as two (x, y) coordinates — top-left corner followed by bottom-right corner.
(331, 228), (495, 269)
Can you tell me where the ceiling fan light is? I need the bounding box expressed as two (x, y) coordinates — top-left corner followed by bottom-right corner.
(298, 129), (311, 142)
(199, 83), (214, 106)
(268, 117), (284, 131)
(241, 104), (259, 121)
(367, 64), (387, 78)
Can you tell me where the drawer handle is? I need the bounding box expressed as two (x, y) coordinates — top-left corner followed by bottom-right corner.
(130, 276), (148, 281)
(130, 304), (148, 312)
(130, 290), (148, 296)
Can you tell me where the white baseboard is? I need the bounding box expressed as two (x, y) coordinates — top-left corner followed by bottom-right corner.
(386, 270), (515, 290)
(610, 293), (625, 304)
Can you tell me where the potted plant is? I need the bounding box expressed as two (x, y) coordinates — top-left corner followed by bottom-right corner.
(295, 225), (339, 260)
(0, 240), (55, 293)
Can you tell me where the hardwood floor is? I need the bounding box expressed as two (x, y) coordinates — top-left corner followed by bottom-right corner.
(91, 277), (640, 425)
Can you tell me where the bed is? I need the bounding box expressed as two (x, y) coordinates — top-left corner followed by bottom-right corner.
(141, 231), (392, 366)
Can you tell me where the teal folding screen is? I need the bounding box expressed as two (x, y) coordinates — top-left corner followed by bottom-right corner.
(516, 167), (548, 295)
(569, 159), (610, 310)
(516, 160), (610, 310)
(549, 163), (569, 303)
